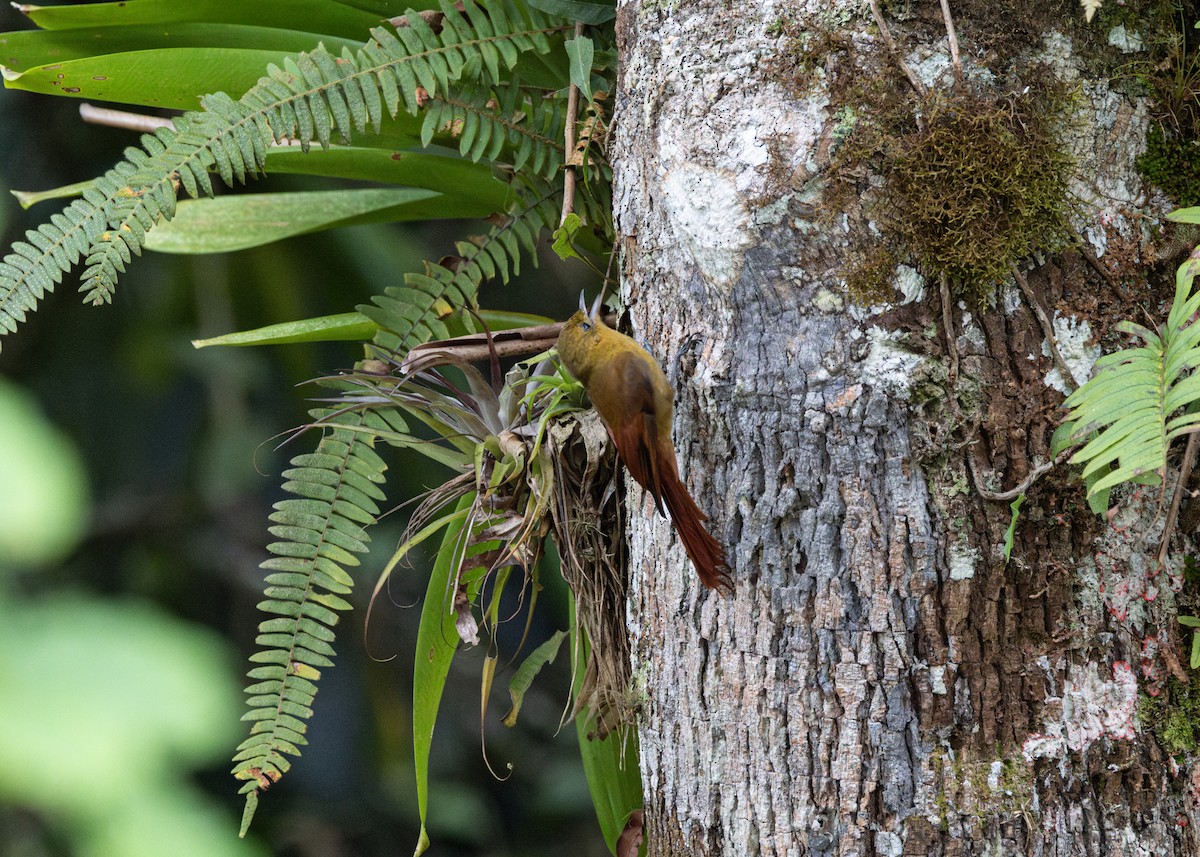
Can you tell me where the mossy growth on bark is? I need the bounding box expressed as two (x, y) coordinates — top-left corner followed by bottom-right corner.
(1129, 1), (1200, 206)
(1092, 0), (1200, 206)
(1138, 125), (1200, 205)
(843, 245), (900, 305)
(1138, 674), (1200, 754)
(868, 83), (1077, 301)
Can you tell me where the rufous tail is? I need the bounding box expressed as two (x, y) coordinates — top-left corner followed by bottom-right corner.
(656, 445), (733, 594)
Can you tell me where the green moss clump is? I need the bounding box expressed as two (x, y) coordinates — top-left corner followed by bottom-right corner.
(843, 246), (898, 305)
(878, 84), (1077, 300)
(1120, 0), (1200, 205)
(1137, 125), (1200, 206)
(1142, 674), (1200, 754)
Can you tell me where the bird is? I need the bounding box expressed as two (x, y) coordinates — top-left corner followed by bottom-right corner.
(556, 292), (733, 594)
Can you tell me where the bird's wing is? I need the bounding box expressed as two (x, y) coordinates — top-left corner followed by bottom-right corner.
(598, 351), (670, 514)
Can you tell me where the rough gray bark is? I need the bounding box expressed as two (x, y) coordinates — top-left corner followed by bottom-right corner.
(609, 1), (1200, 855)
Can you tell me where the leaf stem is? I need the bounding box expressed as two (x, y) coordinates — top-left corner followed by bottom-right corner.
(560, 21), (585, 227)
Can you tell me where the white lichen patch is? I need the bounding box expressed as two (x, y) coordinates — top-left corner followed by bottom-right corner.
(1107, 24), (1144, 53)
(957, 308), (986, 353)
(647, 23), (831, 284)
(948, 543), (979, 580)
(859, 327), (923, 398)
(1043, 313), (1101, 393)
(1028, 37), (1150, 258)
(987, 760), (1005, 793)
(1000, 282), (1022, 315)
(732, 125), (772, 195)
(874, 831), (903, 857)
(1022, 661), (1138, 762)
(813, 288), (844, 313)
(894, 264), (925, 304)
(929, 664), (948, 695)
(1031, 31), (1080, 84)
(660, 163), (754, 288)
(906, 44), (996, 91)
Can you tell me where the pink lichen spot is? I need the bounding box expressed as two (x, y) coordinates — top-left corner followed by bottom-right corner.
(1022, 660), (1139, 762)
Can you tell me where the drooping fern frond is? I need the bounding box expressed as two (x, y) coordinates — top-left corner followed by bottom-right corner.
(1056, 248), (1200, 498)
(232, 408), (387, 831)
(362, 177), (562, 352)
(0, 0), (569, 348)
(422, 79), (566, 177)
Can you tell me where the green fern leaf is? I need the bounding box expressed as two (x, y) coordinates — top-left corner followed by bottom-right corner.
(360, 180), (560, 353)
(232, 410), (387, 829)
(423, 80), (566, 179)
(1064, 252), (1200, 498)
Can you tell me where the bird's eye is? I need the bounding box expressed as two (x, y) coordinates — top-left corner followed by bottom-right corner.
(580, 321), (592, 331)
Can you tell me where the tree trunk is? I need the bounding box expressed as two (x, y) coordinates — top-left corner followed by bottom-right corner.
(611, 1), (1200, 854)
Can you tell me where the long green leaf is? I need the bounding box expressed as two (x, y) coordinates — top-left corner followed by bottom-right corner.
(503, 629), (567, 726)
(18, 0), (388, 34)
(10, 179), (98, 209)
(192, 306), (554, 349)
(0, 23), (363, 72)
(571, 597), (642, 854)
(1168, 207), (1200, 224)
(525, 0), (616, 24)
(143, 188), (493, 254)
(337, 0), (418, 13)
(3, 49), (305, 109)
(565, 35), (594, 102)
(411, 494), (479, 857)
(193, 312), (376, 348)
(262, 147), (512, 210)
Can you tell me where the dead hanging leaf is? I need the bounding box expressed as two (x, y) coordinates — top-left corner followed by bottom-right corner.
(454, 585), (479, 645)
(477, 514), (524, 543)
(569, 94), (609, 167)
(496, 430), (526, 461)
(389, 3), (464, 31)
(439, 254), (467, 273)
(616, 810), (644, 857)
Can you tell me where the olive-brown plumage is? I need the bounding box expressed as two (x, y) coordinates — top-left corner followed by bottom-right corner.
(558, 303), (732, 594)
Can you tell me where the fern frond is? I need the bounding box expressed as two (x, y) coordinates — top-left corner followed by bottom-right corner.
(232, 409), (386, 813)
(0, 162), (140, 328)
(363, 178), (561, 352)
(422, 79), (566, 178)
(0, 0), (569, 346)
(1062, 253), (1200, 497)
